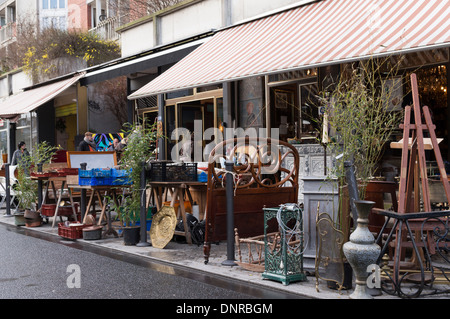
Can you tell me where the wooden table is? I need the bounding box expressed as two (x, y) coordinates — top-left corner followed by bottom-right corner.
(32, 175), (79, 227)
(67, 184), (123, 226)
(148, 181), (207, 245)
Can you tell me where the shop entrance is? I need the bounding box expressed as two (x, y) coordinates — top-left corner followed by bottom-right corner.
(164, 92), (223, 161)
(269, 80), (318, 142)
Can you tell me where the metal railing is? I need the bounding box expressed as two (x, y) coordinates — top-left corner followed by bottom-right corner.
(89, 16), (120, 42)
(0, 22), (15, 44)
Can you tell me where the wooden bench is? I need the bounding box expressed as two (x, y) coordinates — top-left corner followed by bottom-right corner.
(203, 137), (300, 264)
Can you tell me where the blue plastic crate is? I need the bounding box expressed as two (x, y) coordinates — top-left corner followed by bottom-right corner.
(112, 177), (132, 185)
(111, 168), (131, 178)
(92, 168), (112, 178)
(91, 177), (113, 186)
(79, 177), (94, 186)
(79, 169), (93, 178)
(79, 176), (113, 186)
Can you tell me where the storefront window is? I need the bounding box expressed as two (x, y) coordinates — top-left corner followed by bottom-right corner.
(0, 120), (9, 163)
(164, 87), (223, 160)
(15, 112), (37, 153)
(268, 80), (318, 142)
(165, 105), (176, 159)
(239, 77), (265, 132)
(299, 83), (319, 136)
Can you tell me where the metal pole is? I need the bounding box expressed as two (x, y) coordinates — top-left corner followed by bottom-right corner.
(222, 160), (237, 266)
(4, 163), (12, 217)
(37, 163), (43, 210)
(137, 161), (150, 247)
(80, 163), (87, 221)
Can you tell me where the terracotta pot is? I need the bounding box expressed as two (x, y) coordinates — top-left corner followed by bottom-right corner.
(25, 216), (42, 227)
(24, 209), (40, 220)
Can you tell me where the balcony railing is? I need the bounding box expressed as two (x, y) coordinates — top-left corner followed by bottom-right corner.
(0, 22), (16, 44)
(89, 16), (120, 42)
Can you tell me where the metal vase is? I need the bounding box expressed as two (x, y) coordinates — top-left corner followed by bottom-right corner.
(343, 200), (380, 299)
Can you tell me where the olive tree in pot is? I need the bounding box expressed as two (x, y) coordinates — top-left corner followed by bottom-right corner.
(314, 57), (405, 290)
(117, 121), (158, 245)
(15, 141), (59, 227)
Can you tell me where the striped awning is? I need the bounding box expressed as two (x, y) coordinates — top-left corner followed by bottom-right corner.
(128, 0), (450, 99)
(0, 73), (85, 118)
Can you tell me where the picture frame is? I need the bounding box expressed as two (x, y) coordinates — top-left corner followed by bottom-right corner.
(275, 90), (290, 109)
(382, 77), (403, 112)
(67, 151), (117, 169)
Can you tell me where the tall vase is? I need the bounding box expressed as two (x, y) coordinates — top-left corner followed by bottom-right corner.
(343, 200), (380, 299)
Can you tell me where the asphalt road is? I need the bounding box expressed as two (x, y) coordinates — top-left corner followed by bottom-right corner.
(0, 223), (298, 301)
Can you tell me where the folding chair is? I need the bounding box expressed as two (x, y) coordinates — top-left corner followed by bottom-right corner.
(0, 165), (20, 212)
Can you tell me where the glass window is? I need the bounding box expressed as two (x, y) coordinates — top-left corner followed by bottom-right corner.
(15, 113), (37, 154)
(59, 0), (65, 8)
(165, 105), (176, 160)
(0, 128), (8, 155)
(43, 0), (49, 9)
(15, 126), (31, 150)
(50, 0), (57, 9)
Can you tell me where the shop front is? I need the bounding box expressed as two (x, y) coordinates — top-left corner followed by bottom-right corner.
(127, 0), (449, 265)
(129, 0), (449, 160)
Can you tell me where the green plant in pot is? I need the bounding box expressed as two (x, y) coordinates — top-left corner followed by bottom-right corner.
(116, 120), (158, 245)
(314, 57), (406, 290)
(15, 141), (59, 226)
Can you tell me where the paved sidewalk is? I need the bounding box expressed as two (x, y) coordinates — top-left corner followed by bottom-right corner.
(1, 211), (391, 299)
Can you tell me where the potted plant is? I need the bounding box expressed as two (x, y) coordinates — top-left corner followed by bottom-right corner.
(15, 166), (39, 226)
(15, 141), (59, 226)
(116, 120), (158, 245)
(314, 57), (405, 290)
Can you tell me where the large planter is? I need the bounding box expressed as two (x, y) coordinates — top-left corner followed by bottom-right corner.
(82, 225), (103, 240)
(25, 216), (42, 227)
(24, 209), (40, 220)
(343, 200), (380, 299)
(14, 212), (26, 226)
(24, 209), (42, 227)
(122, 226), (140, 246)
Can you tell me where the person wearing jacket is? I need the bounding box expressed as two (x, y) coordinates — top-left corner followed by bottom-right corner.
(77, 132), (97, 151)
(11, 141), (30, 166)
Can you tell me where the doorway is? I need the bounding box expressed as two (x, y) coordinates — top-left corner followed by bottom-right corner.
(165, 96), (223, 161)
(269, 81), (318, 142)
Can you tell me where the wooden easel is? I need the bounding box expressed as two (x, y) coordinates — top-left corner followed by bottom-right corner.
(392, 73), (450, 264)
(397, 73), (450, 213)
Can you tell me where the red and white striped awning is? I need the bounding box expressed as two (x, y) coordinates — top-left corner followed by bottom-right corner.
(0, 73), (85, 118)
(129, 0), (450, 99)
